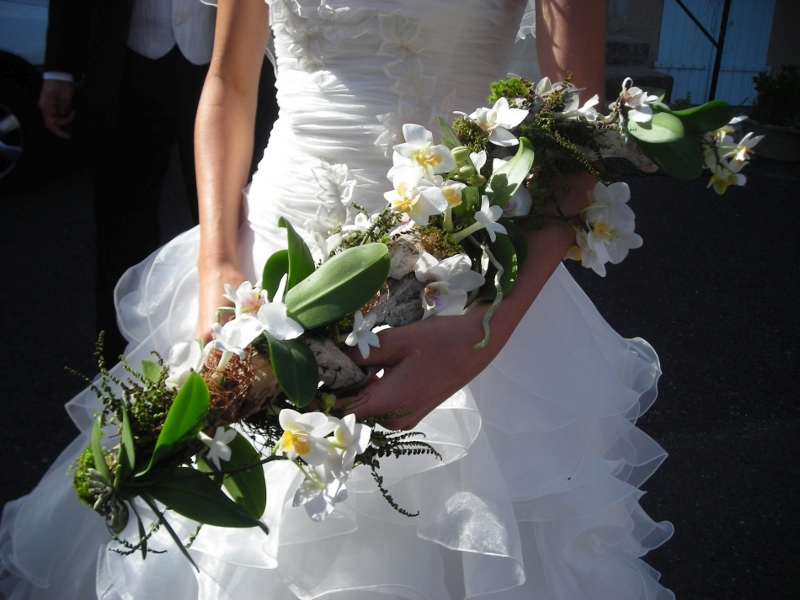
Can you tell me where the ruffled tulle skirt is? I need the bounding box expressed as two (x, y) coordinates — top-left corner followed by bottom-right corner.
(0, 222), (674, 599)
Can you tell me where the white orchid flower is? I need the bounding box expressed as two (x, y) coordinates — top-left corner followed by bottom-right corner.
(707, 159), (746, 195)
(256, 302), (304, 341)
(569, 229), (611, 277)
(345, 310), (380, 359)
(223, 281), (266, 318)
(559, 92), (600, 122)
(277, 409), (336, 466)
(308, 230), (342, 263)
(392, 124), (456, 180)
(210, 315), (263, 371)
(384, 169), (448, 225)
(197, 427), (238, 470)
(461, 97), (527, 146)
(329, 414), (372, 475)
(474, 196), (508, 242)
(585, 181), (636, 223)
(723, 132), (764, 164)
(292, 464), (348, 522)
(340, 212), (373, 234)
(415, 252), (485, 319)
(489, 157), (532, 217)
(451, 196), (508, 243)
(582, 181), (642, 266)
(254, 274), (304, 341)
(621, 77), (661, 123)
(165, 339), (206, 389)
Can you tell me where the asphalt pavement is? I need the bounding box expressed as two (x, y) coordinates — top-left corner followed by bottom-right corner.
(1, 149), (798, 599)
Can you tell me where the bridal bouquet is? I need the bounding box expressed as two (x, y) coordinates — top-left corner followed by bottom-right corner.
(73, 76), (760, 566)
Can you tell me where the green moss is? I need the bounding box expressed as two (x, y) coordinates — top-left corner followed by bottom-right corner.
(452, 117), (489, 153)
(488, 77), (531, 104)
(72, 446), (97, 506)
(416, 225), (463, 258)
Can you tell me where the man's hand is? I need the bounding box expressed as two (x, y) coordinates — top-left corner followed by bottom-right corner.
(38, 79), (76, 139)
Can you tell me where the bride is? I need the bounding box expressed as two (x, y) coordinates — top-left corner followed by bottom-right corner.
(0, 0), (674, 598)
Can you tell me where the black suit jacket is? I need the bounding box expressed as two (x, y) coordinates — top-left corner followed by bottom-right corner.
(44, 0), (134, 127)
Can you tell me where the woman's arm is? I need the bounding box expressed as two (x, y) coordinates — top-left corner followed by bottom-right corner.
(195, 0), (271, 340)
(348, 0), (608, 429)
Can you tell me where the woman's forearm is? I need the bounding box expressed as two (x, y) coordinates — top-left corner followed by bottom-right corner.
(194, 0), (271, 337)
(536, 0), (607, 103)
(484, 0), (608, 341)
(195, 0), (271, 271)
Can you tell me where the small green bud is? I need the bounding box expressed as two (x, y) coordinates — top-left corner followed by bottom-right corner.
(469, 174), (486, 187)
(459, 165), (475, 178)
(452, 146), (471, 163)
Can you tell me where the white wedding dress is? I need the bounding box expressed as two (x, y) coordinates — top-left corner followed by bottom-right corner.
(0, 1), (674, 598)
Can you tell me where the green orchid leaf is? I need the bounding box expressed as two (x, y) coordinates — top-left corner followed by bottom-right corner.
(265, 332), (318, 407)
(197, 433), (267, 519)
(285, 243), (390, 330)
(262, 249), (289, 302)
(452, 185), (482, 221)
(90, 416), (112, 482)
(627, 112), (684, 144)
(489, 235), (519, 296)
(487, 136), (534, 207)
(140, 359), (162, 384)
(145, 467), (268, 531)
(669, 100), (735, 136)
(502, 219), (529, 270)
(637, 136), (704, 180)
(278, 217), (316, 291)
(143, 372), (209, 473)
(116, 402), (136, 485)
(436, 116), (463, 149)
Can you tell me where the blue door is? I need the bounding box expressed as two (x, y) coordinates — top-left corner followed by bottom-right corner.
(655, 0), (776, 105)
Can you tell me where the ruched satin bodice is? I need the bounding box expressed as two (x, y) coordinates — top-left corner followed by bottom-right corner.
(246, 0), (529, 265)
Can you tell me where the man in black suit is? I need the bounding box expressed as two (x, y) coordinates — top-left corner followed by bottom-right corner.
(38, 0), (276, 360)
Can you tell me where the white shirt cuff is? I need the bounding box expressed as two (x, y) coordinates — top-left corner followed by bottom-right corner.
(43, 72), (75, 83)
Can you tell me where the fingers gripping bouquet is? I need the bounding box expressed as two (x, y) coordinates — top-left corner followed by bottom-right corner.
(73, 76), (760, 567)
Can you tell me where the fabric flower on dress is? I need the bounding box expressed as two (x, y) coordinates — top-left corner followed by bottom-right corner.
(197, 427), (238, 470)
(345, 310), (380, 359)
(415, 252), (485, 319)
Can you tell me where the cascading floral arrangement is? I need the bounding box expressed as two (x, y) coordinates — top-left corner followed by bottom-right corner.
(73, 75), (761, 567)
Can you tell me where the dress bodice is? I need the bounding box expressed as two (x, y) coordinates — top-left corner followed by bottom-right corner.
(245, 0), (531, 266)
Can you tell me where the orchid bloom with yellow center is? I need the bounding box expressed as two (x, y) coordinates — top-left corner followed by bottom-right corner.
(276, 409), (336, 466)
(384, 169), (448, 225)
(392, 124), (456, 180)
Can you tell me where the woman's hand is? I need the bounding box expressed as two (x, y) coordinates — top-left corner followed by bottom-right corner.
(345, 303), (512, 430)
(195, 257), (247, 342)
(343, 168), (598, 430)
